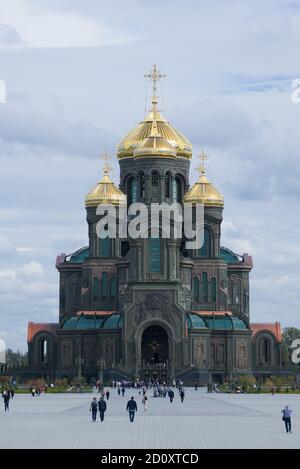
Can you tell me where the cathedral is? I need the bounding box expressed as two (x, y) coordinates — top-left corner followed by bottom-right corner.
(27, 66), (282, 384)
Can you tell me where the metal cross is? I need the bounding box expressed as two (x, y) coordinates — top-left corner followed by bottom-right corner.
(197, 150), (209, 176)
(144, 64), (166, 111)
(100, 151), (113, 176)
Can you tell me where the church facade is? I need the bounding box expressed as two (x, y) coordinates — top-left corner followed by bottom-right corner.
(27, 67), (282, 384)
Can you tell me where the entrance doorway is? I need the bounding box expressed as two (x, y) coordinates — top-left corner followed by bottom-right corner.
(141, 325), (168, 365)
(141, 325), (169, 381)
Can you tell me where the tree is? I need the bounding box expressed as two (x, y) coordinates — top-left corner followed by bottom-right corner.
(281, 328), (300, 368)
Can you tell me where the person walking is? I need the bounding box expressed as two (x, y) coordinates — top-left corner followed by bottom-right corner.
(10, 388), (14, 399)
(3, 392), (10, 412)
(126, 396), (137, 422)
(142, 394), (148, 412)
(180, 388), (185, 403)
(121, 387), (125, 397)
(106, 390), (110, 401)
(117, 387), (121, 396)
(98, 397), (107, 422)
(282, 405), (293, 433)
(168, 388), (174, 403)
(90, 397), (98, 422)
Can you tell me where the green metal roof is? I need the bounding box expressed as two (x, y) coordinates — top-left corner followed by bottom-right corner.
(68, 247), (90, 263)
(186, 313), (248, 330)
(186, 313), (208, 329)
(219, 247), (240, 264)
(61, 314), (122, 330)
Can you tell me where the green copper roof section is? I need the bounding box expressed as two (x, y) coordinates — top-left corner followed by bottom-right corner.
(61, 314), (122, 330)
(68, 247), (90, 263)
(219, 247), (240, 264)
(186, 313), (208, 329)
(186, 313), (248, 330)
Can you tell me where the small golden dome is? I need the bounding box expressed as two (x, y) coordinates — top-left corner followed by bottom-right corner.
(133, 121), (177, 158)
(85, 173), (126, 207)
(117, 109), (192, 159)
(183, 174), (224, 207)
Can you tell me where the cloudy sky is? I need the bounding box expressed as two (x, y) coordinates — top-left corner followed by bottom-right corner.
(0, 0), (299, 351)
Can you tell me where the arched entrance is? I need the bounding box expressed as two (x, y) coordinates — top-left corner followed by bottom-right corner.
(141, 325), (169, 381)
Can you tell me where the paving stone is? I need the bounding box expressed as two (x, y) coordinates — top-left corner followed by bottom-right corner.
(0, 389), (299, 448)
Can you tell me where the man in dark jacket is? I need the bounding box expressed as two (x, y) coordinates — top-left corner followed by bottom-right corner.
(90, 397), (98, 422)
(126, 396), (137, 422)
(3, 392), (10, 412)
(98, 397), (107, 422)
(168, 388), (174, 403)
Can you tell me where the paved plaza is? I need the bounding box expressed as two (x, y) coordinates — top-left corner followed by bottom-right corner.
(0, 388), (299, 449)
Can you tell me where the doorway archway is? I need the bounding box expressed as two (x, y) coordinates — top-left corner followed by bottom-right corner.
(141, 325), (168, 366)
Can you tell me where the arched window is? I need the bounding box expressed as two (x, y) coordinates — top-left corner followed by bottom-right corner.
(199, 227), (211, 257)
(127, 177), (137, 206)
(40, 339), (48, 363)
(193, 277), (200, 302)
(93, 277), (100, 300)
(173, 176), (183, 203)
(99, 236), (111, 257)
(165, 173), (171, 199)
(110, 276), (117, 301)
(211, 277), (217, 303)
(149, 237), (161, 273)
(202, 272), (208, 302)
(101, 272), (108, 301)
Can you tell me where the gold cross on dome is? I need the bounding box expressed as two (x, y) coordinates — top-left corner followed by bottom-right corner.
(100, 151), (113, 176)
(144, 64), (166, 111)
(197, 150), (209, 176)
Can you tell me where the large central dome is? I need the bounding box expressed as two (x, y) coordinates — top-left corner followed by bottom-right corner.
(117, 105), (192, 160)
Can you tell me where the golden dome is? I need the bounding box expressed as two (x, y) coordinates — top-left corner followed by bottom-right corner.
(133, 121), (177, 158)
(183, 174), (224, 207)
(117, 108), (192, 160)
(85, 173), (126, 207)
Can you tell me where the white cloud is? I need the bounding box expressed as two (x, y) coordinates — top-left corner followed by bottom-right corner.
(18, 261), (44, 276)
(0, 0), (137, 48)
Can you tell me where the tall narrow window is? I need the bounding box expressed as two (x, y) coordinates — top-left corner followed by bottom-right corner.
(199, 227), (211, 257)
(93, 277), (100, 300)
(140, 173), (146, 200)
(149, 237), (161, 273)
(151, 172), (159, 202)
(202, 272), (208, 302)
(99, 236), (110, 257)
(40, 339), (48, 363)
(211, 277), (217, 303)
(193, 277), (200, 302)
(165, 173), (171, 199)
(127, 177), (137, 206)
(110, 276), (117, 301)
(232, 279), (241, 305)
(101, 272), (108, 301)
(262, 339), (270, 363)
(173, 177), (182, 203)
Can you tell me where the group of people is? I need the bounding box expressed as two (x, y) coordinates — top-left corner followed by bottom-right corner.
(30, 387), (42, 397)
(90, 394), (138, 422)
